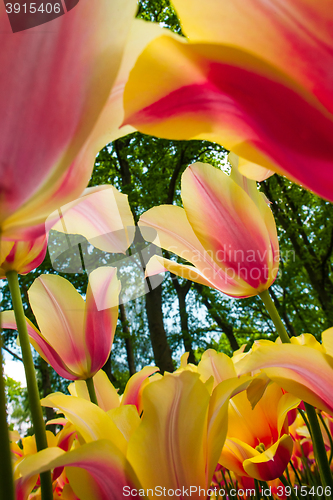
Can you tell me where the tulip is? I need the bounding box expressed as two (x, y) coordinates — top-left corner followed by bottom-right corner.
(196, 349), (299, 481)
(235, 329), (333, 415)
(68, 365), (159, 413)
(2, 267), (120, 380)
(139, 159), (279, 298)
(0, 0), (138, 239)
(123, 0), (333, 202)
(0, 235), (47, 278)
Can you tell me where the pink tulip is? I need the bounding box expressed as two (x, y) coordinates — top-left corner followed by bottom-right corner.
(2, 268), (120, 380)
(0, 236), (47, 278)
(139, 160), (279, 297)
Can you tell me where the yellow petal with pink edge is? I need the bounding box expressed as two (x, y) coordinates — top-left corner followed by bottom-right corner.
(28, 274), (87, 374)
(83, 267), (120, 376)
(121, 366), (159, 413)
(170, 0), (333, 114)
(127, 371), (209, 493)
(0, 0), (137, 237)
(18, 440), (141, 500)
(198, 349), (237, 388)
(181, 163), (278, 292)
(69, 371), (120, 412)
(140, 204), (261, 297)
(243, 434), (294, 481)
(219, 438), (258, 476)
(235, 343), (333, 413)
(145, 255), (222, 294)
(1, 310), (77, 380)
(123, 34), (333, 203)
(0, 236), (47, 277)
(48, 186), (135, 254)
(41, 394), (126, 453)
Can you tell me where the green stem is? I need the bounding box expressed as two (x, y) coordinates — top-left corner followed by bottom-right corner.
(304, 403), (333, 498)
(6, 271), (53, 500)
(259, 290), (290, 343)
(0, 332), (15, 500)
(86, 377), (98, 405)
(260, 288), (333, 497)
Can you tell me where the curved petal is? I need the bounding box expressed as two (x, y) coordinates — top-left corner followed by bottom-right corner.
(41, 394), (126, 453)
(124, 36), (333, 202)
(1, 310), (76, 380)
(69, 371), (120, 412)
(235, 343), (333, 414)
(18, 441), (141, 500)
(0, 0), (137, 232)
(28, 274), (87, 375)
(206, 376), (252, 483)
(171, 0), (333, 114)
(48, 186), (135, 254)
(0, 236), (47, 277)
(243, 434), (293, 481)
(198, 349), (237, 388)
(84, 267), (120, 376)
(140, 207), (262, 297)
(121, 366), (159, 413)
(181, 162), (277, 290)
(127, 371), (209, 493)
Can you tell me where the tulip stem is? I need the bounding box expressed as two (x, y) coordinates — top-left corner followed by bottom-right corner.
(6, 271), (53, 500)
(86, 377), (98, 405)
(303, 403), (333, 497)
(259, 290), (290, 343)
(0, 330), (15, 500)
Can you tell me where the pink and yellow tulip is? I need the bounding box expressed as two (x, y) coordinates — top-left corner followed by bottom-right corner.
(139, 160), (279, 298)
(2, 268), (120, 380)
(123, 0), (333, 202)
(235, 330), (333, 415)
(0, 236), (47, 278)
(197, 349), (299, 481)
(0, 0), (138, 239)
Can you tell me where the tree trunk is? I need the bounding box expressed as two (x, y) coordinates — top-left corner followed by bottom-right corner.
(145, 284), (174, 373)
(119, 303), (136, 376)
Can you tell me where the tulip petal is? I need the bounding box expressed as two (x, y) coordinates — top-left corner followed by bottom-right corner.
(243, 434), (294, 481)
(198, 349), (237, 388)
(182, 163), (277, 290)
(235, 343), (333, 413)
(48, 186), (135, 254)
(0, 0), (137, 229)
(121, 366), (159, 413)
(127, 371), (209, 493)
(124, 36), (333, 202)
(84, 267), (120, 376)
(69, 371), (120, 412)
(41, 394), (126, 454)
(171, 0), (333, 114)
(1, 310), (76, 380)
(206, 376), (252, 482)
(19, 441), (140, 500)
(28, 275), (88, 375)
(140, 206), (259, 297)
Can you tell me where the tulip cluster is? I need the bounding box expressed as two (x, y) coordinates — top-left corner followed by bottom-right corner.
(8, 342), (333, 500)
